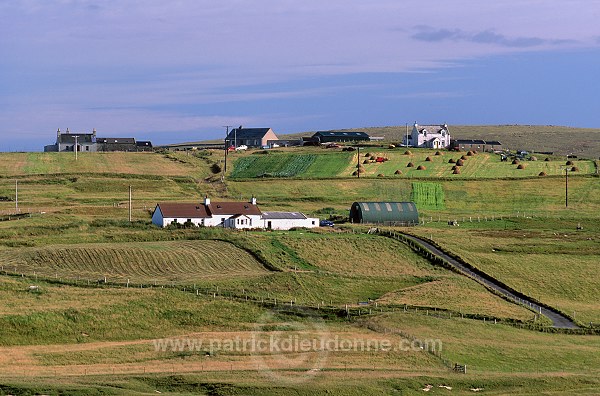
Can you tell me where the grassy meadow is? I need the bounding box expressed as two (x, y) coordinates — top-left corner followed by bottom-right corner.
(0, 149), (598, 394)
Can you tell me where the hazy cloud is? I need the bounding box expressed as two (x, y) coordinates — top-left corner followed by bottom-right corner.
(411, 26), (573, 48)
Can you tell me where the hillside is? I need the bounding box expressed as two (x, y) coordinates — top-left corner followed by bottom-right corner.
(0, 150), (598, 394)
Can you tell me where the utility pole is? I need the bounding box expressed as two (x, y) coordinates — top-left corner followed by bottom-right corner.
(15, 180), (18, 213)
(565, 167), (569, 208)
(223, 125), (232, 177)
(73, 135), (79, 161)
(405, 123), (409, 147)
(357, 146), (360, 178)
(129, 185), (132, 222)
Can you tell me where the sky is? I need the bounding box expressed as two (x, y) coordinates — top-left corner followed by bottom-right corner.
(1, 0), (600, 151)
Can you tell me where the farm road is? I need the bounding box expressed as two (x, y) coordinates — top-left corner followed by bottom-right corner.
(396, 232), (579, 329)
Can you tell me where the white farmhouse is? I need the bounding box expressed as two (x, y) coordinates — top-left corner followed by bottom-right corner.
(402, 122), (451, 149)
(152, 197), (319, 230)
(152, 196), (262, 228)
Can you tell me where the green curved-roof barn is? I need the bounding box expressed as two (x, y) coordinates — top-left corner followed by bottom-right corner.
(349, 202), (419, 225)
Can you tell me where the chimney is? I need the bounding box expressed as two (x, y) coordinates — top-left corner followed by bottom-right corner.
(250, 196), (257, 205)
(239, 125), (243, 130)
(92, 128), (96, 137)
(57, 128), (61, 139)
(204, 195), (210, 206)
(66, 127), (70, 134)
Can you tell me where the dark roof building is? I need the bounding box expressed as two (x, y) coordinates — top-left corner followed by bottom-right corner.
(349, 202), (419, 226)
(97, 137), (137, 152)
(311, 131), (370, 143)
(451, 139), (502, 152)
(45, 128), (152, 152)
(226, 127), (278, 148)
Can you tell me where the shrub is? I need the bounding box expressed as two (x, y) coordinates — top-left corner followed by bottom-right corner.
(210, 163), (222, 174)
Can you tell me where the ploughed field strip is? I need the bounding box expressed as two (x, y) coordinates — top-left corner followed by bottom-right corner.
(0, 240), (270, 283)
(387, 232), (579, 329)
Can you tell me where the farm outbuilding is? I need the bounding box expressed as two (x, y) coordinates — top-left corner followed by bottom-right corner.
(349, 202), (419, 226)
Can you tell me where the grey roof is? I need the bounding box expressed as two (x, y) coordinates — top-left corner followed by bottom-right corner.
(313, 131), (370, 138)
(97, 137), (136, 144)
(454, 139), (500, 145)
(227, 128), (272, 140)
(262, 211), (308, 220)
(136, 141), (153, 147)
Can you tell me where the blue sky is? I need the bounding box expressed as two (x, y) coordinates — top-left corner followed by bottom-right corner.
(1, 0), (599, 151)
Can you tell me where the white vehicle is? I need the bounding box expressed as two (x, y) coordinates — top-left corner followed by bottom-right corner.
(235, 145), (248, 151)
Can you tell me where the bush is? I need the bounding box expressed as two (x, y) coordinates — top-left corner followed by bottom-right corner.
(210, 163), (222, 174)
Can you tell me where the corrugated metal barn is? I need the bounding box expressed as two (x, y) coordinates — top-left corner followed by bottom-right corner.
(349, 202), (419, 226)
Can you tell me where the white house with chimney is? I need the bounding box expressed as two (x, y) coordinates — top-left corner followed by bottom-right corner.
(152, 197), (318, 230)
(402, 122), (451, 149)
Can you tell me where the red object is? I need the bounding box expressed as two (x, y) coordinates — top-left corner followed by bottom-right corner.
(376, 157), (387, 162)
(228, 146), (236, 152)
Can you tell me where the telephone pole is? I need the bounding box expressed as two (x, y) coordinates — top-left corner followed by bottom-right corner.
(73, 135), (79, 161)
(223, 125), (232, 177)
(129, 185), (132, 222)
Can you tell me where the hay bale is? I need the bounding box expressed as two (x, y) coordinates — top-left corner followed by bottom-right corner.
(370, 156), (376, 161)
(388, 144), (396, 149)
(566, 160), (574, 166)
(451, 165), (457, 170)
(472, 150), (478, 154)
(394, 169), (402, 175)
(363, 159), (370, 164)
(456, 159), (464, 166)
(571, 166), (579, 172)
(377, 173), (385, 177)
(448, 158), (456, 164)
(530, 156), (538, 161)
(453, 168), (461, 174)
(416, 165), (426, 170)
(461, 155), (468, 160)
(512, 159), (520, 164)
(467, 151), (474, 156)
(407, 162), (414, 167)
(435, 151), (442, 156)
(425, 156), (432, 162)
(517, 164), (526, 169)
(538, 171), (547, 176)
(544, 157), (550, 161)
(364, 153), (371, 157)
(404, 150), (412, 155)
(352, 171), (358, 176)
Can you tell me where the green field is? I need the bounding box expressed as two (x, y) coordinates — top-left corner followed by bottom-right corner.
(0, 149), (598, 395)
(229, 147), (597, 180)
